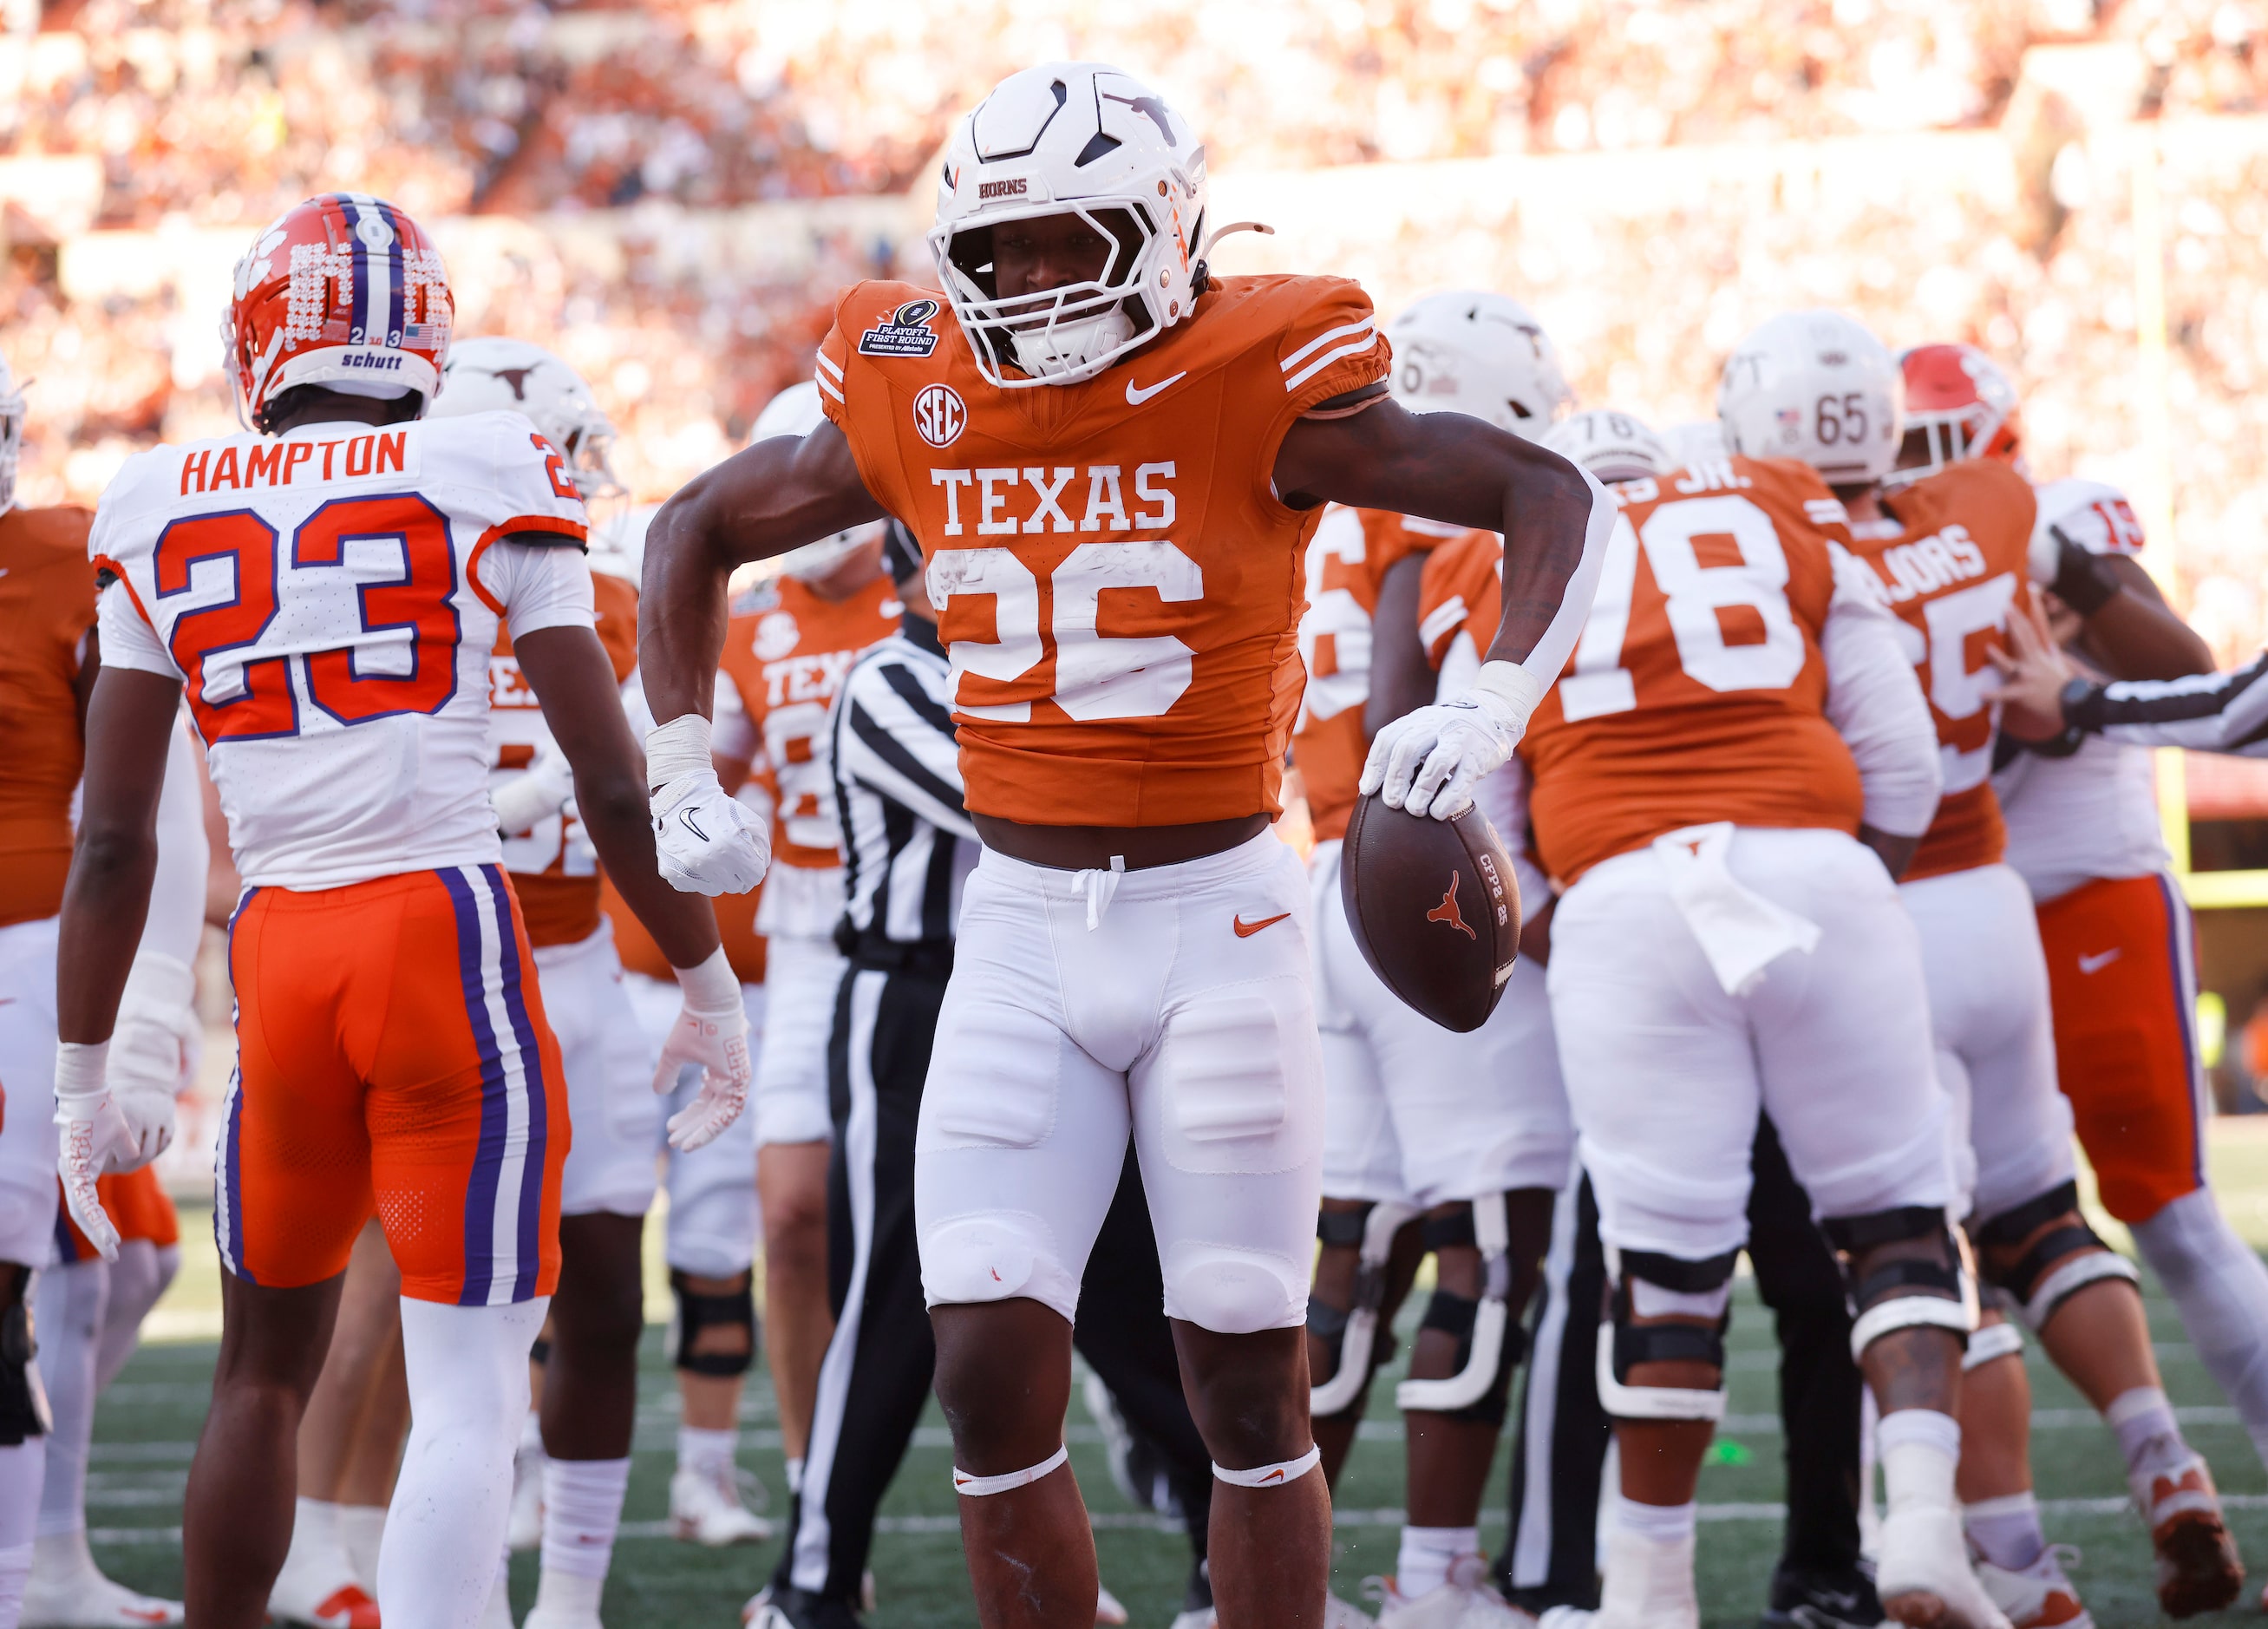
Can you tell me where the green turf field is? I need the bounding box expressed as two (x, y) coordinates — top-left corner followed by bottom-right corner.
(80, 1122), (2268, 1627)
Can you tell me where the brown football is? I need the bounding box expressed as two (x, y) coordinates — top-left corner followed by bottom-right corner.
(1340, 794), (1522, 1033)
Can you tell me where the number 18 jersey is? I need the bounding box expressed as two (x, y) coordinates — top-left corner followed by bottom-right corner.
(88, 409), (592, 891)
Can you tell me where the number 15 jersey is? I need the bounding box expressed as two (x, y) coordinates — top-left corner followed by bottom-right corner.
(88, 410), (592, 891)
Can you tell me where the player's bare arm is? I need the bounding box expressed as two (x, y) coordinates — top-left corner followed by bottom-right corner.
(1364, 552), (1438, 737)
(2066, 553), (2213, 680)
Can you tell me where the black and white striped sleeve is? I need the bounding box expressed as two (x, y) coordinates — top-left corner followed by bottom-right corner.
(836, 651), (977, 841)
(2074, 651), (2268, 754)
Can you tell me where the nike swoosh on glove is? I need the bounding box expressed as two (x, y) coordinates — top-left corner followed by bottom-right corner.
(52, 1042), (128, 1261)
(1360, 660), (1546, 820)
(651, 773), (770, 896)
(104, 950), (199, 1173)
(654, 946), (752, 1151)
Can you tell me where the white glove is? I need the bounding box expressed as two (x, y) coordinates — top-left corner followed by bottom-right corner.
(648, 714), (770, 896)
(52, 1042), (129, 1262)
(493, 741), (577, 835)
(104, 951), (198, 1173)
(653, 946), (752, 1151)
(1360, 661), (1547, 821)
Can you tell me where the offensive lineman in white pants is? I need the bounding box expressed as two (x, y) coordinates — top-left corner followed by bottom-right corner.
(1374, 373), (2005, 1627)
(1297, 290), (1578, 1628)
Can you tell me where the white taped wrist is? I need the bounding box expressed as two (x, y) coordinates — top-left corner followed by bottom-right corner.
(1474, 660), (1547, 732)
(952, 1444), (1067, 1495)
(1212, 1445), (1321, 1488)
(673, 945), (742, 1015)
(645, 713), (716, 788)
(54, 1040), (108, 1105)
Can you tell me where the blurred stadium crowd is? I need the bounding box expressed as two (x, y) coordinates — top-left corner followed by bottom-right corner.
(4, 0), (2268, 651)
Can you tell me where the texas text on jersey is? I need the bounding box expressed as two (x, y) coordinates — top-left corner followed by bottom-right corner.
(1517, 455), (1863, 882)
(1847, 457), (2036, 880)
(1292, 506), (1469, 842)
(814, 273), (1390, 828)
(0, 502), (95, 929)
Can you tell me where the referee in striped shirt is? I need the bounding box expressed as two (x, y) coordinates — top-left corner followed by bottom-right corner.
(755, 528), (1219, 1629)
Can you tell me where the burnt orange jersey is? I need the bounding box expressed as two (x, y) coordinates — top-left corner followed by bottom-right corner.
(1418, 527), (1507, 673)
(605, 873), (766, 985)
(490, 570), (639, 947)
(1520, 458), (1865, 884)
(1293, 507), (1469, 842)
(1849, 460), (2036, 880)
(814, 274), (1391, 827)
(0, 505), (95, 928)
(718, 572), (899, 870)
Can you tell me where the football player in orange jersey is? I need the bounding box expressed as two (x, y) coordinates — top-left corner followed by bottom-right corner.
(0, 350), (208, 1628)
(1296, 291), (1575, 1629)
(1374, 342), (2016, 1626)
(710, 383), (901, 1499)
(637, 62), (1611, 1629)
(1738, 317), (2239, 1625)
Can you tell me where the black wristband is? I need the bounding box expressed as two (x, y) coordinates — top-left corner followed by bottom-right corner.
(2048, 527), (2121, 616)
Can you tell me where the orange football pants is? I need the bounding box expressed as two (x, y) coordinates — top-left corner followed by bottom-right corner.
(2038, 872), (2206, 1224)
(219, 864), (568, 1305)
(54, 1168), (179, 1264)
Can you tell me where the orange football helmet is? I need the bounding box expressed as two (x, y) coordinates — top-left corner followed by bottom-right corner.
(223, 193), (454, 430)
(1891, 342), (2023, 485)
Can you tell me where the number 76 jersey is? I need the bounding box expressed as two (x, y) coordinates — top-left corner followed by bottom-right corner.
(88, 409), (592, 891)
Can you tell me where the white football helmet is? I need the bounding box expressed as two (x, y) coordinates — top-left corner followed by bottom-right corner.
(1717, 311), (1902, 487)
(749, 383), (885, 581)
(589, 502), (658, 585)
(1542, 409), (1670, 485)
(435, 337), (623, 500)
(1387, 291), (1572, 442)
(0, 352), (22, 514)
(929, 62), (1208, 389)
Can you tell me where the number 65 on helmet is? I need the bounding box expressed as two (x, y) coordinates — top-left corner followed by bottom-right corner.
(1341, 794), (1522, 1032)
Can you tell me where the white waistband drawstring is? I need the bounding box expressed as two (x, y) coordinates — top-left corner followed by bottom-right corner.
(1075, 855), (1127, 931)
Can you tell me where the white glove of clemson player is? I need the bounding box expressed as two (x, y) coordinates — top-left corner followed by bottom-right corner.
(654, 945), (753, 1151)
(52, 1041), (134, 1263)
(647, 713), (770, 896)
(1361, 660), (1547, 821)
(103, 949), (199, 1171)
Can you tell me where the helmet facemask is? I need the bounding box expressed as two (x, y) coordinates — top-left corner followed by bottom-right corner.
(932, 198), (1173, 388)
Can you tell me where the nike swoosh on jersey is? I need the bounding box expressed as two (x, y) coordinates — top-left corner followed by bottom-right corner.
(2078, 947), (2122, 974)
(1233, 912), (1291, 938)
(1125, 371), (1186, 406)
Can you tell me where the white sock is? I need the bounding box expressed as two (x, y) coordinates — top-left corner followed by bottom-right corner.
(539, 1457), (631, 1582)
(1395, 1525), (1478, 1598)
(2134, 1189), (2268, 1468)
(676, 1425), (736, 1480)
(1597, 1505), (1697, 1624)
(1879, 1409), (1961, 1515)
(378, 1297), (546, 1629)
(95, 1240), (173, 1392)
(1963, 1490), (2046, 1571)
(2107, 1385), (2191, 1481)
(1613, 1494), (1697, 1544)
(784, 1456), (804, 1496)
(32, 1261), (103, 1541)
(0, 1539), (30, 1623)
(0, 1442), (45, 1550)
(341, 1504), (387, 1592)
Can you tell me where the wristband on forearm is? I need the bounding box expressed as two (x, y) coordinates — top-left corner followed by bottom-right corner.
(645, 713), (715, 789)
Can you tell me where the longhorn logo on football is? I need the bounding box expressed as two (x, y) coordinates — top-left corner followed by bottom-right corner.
(1427, 873), (1474, 940)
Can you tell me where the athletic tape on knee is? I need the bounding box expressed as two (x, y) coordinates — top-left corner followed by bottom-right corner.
(1850, 1292), (1973, 1360)
(1397, 1195), (1518, 1418)
(669, 1269), (755, 1378)
(952, 1444), (1069, 1496)
(1310, 1200), (1415, 1419)
(1212, 1445), (1322, 1488)
(1963, 1320), (2025, 1370)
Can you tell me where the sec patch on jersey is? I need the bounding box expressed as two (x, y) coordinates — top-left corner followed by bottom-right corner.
(1341, 794), (1521, 1032)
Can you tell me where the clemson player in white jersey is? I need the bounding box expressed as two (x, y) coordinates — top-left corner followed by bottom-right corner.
(1731, 318), (2237, 1626)
(1296, 290), (1575, 1629)
(710, 383), (900, 1491)
(1376, 323), (2013, 1626)
(51, 194), (748, 1629)
(637, 62), (1611, 1629)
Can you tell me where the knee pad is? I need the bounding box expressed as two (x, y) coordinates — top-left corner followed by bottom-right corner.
(920, 1213), (1049, 1308)
(1594, 1246), (1735, 1423)
(0, 1277), (49, 1448)
(1972, 1180), (2140, 1331)
(668, 1269), (755, 1379)
(1396, 1196), (1522, 1421)
(1822, 1206), (1975, 1360)
(1310, 1201), (1415, 1419)
(1164, 1240), (1305, 1336)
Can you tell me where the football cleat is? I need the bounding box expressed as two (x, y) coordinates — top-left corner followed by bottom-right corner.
(741, 1583), (864, 1629)
(670, 1461), (774, 1545)
(1095, 1580), (1129, 1625)
(1761, 1561), (1888, 1629)
(1368, 1560), (1536, 1628)
(1971, 1547), (2091, 1629)
(1875, 1503), (2012, 1629)
(265, 1579), (380, 1629)
(2129, 1451), (2243, 1618)
(21, 1529), (184, 1626)
(1325, 1591), (1379, 1627)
